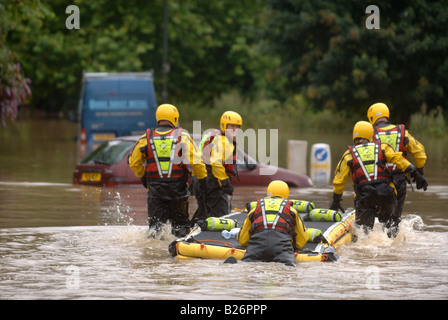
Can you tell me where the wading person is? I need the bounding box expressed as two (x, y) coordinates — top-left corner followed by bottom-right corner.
(367, 102), (428, 217)
(191, 111), (242, 222)
(128, 104), (207, 237)
(237, 180), (308, 266)
(330, 121), (428, 238)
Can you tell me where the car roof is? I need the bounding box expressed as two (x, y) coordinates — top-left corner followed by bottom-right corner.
(115, 135), (142, 141)
(114, 133), (202, 142)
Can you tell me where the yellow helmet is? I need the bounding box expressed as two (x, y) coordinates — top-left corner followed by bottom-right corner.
(267, 180), (289, 199)
(353, 121), (374, 142)
(220, 111), (243, 131)
(156, 104), (179, 126)
(367, 102), (389, 125)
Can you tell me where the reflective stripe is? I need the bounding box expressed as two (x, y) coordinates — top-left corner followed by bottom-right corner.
(166, 128), (180, 178)
(260, 198), (288, 229)
(249, 198), (296, 236)
(148, 130), (164, 178)
(374, 140), (379, 180)
(147, 128), (182, 178)
(260, 199), (268, 229)
(271, 199), (288, 229)
(376, 130), (400, 170)
(349, 141), (390, 185)
(374, 124), (405, 171)
(391, 128), (402, 171)
(352, 146), (372, 182)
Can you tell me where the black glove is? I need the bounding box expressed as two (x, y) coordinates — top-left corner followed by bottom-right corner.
(221, 179), (234, 195)
(410, 168), (428, 191)
(140, 177), (148, 189)
(329, 193), (344, 213)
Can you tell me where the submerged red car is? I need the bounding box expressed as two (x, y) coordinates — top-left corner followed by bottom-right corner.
(72, 135), (313, 188)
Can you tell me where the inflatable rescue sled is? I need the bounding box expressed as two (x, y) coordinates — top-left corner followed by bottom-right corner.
(169, 201), (356, 263)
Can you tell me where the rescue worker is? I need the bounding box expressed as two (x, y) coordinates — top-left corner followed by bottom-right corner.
(367, 102), (428, 217)
(330, 121), (428, 238)
(128, 104), (207, 237)
(237, 180), (308, 266)
(192, 111), (242, 221)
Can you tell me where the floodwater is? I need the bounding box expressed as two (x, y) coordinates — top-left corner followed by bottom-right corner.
(1, 119), (447, 300)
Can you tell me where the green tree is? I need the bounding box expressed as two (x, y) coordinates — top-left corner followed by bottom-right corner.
(265, 0), (448, 121)
(0, 0), (49, 126)
(7, 0), (265, 115)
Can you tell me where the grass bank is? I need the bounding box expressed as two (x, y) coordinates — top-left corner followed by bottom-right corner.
(176, 91), (447, 138)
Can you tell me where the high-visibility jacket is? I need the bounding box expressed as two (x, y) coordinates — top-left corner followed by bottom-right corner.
(145, 127), (188, 180)
(373, 124), (407, 172)
(237, 197), (308, 250)
(201, 129), (237, 181)
(128, 125), (207, 181)
(373, 121), (427, 171)
(348, 141), (390, 186)
(332, 142), (413, 195)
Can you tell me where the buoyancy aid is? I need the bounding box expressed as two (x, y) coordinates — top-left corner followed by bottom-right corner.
(373, 124), (407, 171)
(248, 197), (297, 237)
(201, 129), (237, 178)
(348, 140), (390, 185)
(145, 127), (189, 180)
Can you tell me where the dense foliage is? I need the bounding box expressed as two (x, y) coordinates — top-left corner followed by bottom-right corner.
(265, 0), (448, 120)
(0, 0), (47, 126)
(1, 0), (447, 124)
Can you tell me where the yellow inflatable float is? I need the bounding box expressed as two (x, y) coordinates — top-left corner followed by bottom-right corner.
(169, 202), (356, 263)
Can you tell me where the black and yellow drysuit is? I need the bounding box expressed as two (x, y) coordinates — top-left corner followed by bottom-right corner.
(129, 124), (207, 237)
(331, 140), (425, 237)
(237, 197), (308, 266)
(373, 121), (427, 216)
(191, 130), (238, 222)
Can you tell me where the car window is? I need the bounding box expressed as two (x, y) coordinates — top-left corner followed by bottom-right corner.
(192, 135), (257, 169)
(236, 149), (257, 169)
(81, 140), (135, 165)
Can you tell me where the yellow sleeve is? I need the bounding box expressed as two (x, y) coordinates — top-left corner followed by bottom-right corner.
(236, 210), (253, 247)
(332, 149), (352, 195)
(179, 130), (207, 180)
(292, 207), (308, 249)
(128, 134), (147, 178)
(209, 135), (234, 182)
(405, 130), (427, 169)
(383, 144), (412, 171)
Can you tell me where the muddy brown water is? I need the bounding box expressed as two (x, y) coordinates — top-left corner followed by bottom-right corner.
(1, 119), (447, 300)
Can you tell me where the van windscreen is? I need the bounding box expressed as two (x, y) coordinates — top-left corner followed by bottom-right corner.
(85, 79), (154, 110)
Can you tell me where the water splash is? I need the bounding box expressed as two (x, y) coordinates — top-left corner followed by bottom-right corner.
(350, 214), (427, 246)
(145, 223), (177, 242)
(103, 191), (135, 226)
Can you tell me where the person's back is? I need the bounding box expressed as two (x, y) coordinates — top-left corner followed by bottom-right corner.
(128, 104), (206, 237)
(237, 181), (308, 266)
(193, 111), (242, 219)
(367, 102), (428, 216)
(331, 121), (427, 237)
